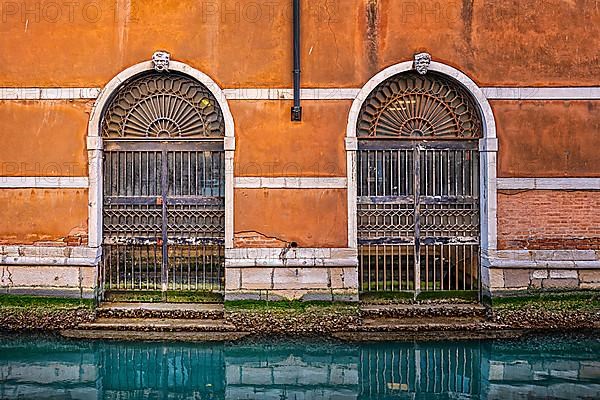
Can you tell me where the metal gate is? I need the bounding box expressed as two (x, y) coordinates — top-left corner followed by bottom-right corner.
(99, 72), (226, 297)
(355, 71), (482, 294)
(357, 141), (479, 292)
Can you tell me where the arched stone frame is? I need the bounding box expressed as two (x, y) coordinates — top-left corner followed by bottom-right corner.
(86, 60), (236, 272)
(345, 61), (498, 293)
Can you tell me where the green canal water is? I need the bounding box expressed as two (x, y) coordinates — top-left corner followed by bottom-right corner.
(0, 333), (599, 399)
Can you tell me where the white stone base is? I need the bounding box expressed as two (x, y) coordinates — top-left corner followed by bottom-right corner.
(0, 265), (96, 299)
(224, 266), (359, 301)
(224, 248), (359, 302)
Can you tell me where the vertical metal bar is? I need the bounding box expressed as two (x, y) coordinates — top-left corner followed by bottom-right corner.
(195, 243), (199, 290)
(145, 244), (150, 290)
(414, 145), (421, 295)
(153, 242), (158, 291)
(138, 244), (142, 290)
(455, 245), (459, 290)
(391, 244), (395, 291)
(203, 243), (207, 290)
(375, 245), (379, 291)
(425, 245), (429, 291)
(161, 149), (168, 300)
(368, 244), (371, 292)
(383, 245), (387, 291)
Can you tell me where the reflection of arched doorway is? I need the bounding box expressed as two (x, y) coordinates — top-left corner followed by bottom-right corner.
(355, 71), (483, 294)
(99, 72), (226, 298)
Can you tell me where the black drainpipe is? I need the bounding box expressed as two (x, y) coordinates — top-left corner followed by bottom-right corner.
(291, 0), (302, 121)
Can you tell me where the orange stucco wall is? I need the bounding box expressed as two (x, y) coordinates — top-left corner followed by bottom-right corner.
(0, 101), (90, 176)
(234, 188), (348, 248)
(1, 1), (599, 88)
(494, 101), (600, 177)
(0, 189), (88, 245)
(232, 100), (350, 177)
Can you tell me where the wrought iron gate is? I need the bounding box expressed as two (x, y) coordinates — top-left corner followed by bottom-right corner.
(99, 72), (226, 297)
(356, 71), (482, 294)
(357, 141), (479, 292)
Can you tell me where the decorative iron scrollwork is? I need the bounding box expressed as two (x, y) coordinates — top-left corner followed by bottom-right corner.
(101, 72), (225, 139)
(357, 72), (482, 139)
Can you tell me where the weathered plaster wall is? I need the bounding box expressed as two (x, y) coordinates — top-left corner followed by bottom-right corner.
(494, 101), (600, 178)
(234, 188), (348, 248)
(0, 101), (90, 176)
(0, 189), (88, 245)
(232, 100), (350, 177)
(1, 1), (599, 87)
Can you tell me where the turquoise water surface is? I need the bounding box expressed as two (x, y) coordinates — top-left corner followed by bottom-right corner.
(0, 333), (599, 399)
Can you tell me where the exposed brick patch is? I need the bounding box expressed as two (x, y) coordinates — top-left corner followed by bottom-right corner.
(498, 190), (600, 250)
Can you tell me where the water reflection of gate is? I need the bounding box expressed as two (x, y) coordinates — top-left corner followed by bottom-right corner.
(3, 337), (600, 399)
(359, 343), (482, 398)
(100, 342), (226, 400)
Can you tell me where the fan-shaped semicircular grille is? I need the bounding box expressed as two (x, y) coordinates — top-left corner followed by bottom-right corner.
(101, 72), (225, 139)
(357, 72), (482, 139)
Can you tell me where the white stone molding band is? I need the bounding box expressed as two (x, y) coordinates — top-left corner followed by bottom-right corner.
(482, 87), (600, 100)
(225, 248), (358, 268)
(3, 87), (600, 100)
(497, 178), (600, 190)
(2, 177), (597, 191)
(0, 177), (89, 188)
(0, 245), (101, 266)
(489, 250), (600, 269)
(234, 177), (347, 189)
(0, 88), (100, 100)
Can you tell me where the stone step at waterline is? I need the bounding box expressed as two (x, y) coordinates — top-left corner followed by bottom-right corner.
(96, 302), (224, 319)
(359, 303), (487, 318)
(77, 318), (236, 332)
(347, 316), (503, 333)
(61, 330), (250, 342)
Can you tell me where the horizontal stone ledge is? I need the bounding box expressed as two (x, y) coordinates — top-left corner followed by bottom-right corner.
(3, 87), (600, 101)
(0, 88), (100, 100)
(488, 259), (600, 269)
(234, 177), (347, 189)
(483, 87), (600, 100)
(0, 177), (89, 188)
(0, 257), (99, 266)
(224, 289), (359, 302)
(493, 250), (600, 262)
(1, 245), (100, 259)
(226, 248), (357, 260)
(225, 258), (359, 268)
(497, 177), (600, 190)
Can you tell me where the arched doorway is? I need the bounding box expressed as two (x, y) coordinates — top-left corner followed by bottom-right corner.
(98, 71), (227, 299)
(354, 70), (484, 295)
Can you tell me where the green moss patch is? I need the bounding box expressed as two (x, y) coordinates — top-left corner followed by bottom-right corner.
(492, 291), (600, 312)
(0, 294), (94, 310)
